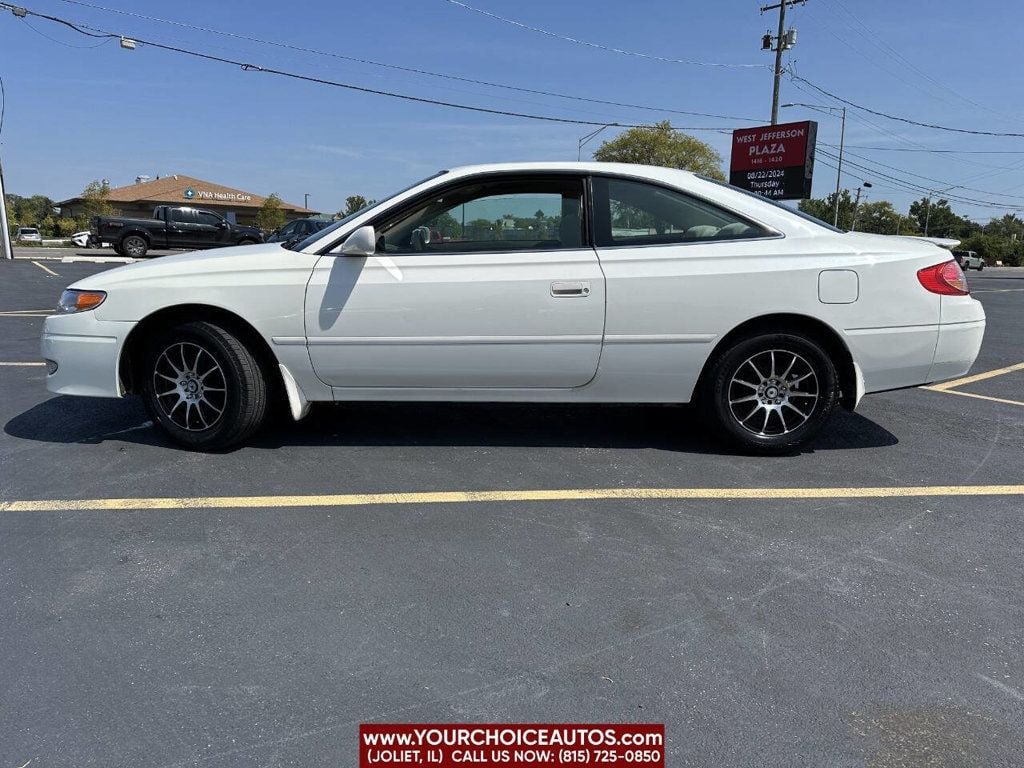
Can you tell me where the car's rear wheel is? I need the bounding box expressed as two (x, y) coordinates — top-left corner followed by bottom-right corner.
(141, 321), (268, 451)
(707, 333), (838, 453)
(122, 235), (148, 258)
(237, 238), (258, 246)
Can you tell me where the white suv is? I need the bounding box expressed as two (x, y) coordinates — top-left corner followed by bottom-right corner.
(954, 250), (985, 271)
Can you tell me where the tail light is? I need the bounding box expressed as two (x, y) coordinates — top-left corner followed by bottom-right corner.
(917, 260), (969, 295)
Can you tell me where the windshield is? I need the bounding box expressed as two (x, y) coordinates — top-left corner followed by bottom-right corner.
(697, 175), (846, 233)
(287, 170), (449, 251)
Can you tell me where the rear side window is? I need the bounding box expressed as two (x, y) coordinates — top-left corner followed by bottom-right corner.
(592, 177), (770, 247)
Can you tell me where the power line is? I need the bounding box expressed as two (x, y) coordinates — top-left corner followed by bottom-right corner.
(444, 0), (768, 69)
(815, 0), (1021, 125)
(55, 0), (761, 124)
(839, 146), (1024, 155)
(816, 148), (1024, 211)
(822, 145), (1024, 201)
(0, 3), (736, 132)
(792, 74), (1024, 138)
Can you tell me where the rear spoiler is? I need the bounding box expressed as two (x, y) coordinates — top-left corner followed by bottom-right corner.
(898, 235), (960, 250)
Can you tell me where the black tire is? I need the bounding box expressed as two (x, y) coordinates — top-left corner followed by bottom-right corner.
(122, 235), (148, 258)
(237, 238), (258, 246)
(978, 262), (984, 272)
(141, 321), (268, 450)
(707, 332), (838, 453)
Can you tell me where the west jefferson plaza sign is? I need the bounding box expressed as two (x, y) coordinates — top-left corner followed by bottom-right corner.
(183, 186), (253, 203)
(729, 120), (818, 201)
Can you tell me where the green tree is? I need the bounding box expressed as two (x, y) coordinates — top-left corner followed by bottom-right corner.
(4, 194), (17, 232)
(255, 193), (285, 232)
(428, 211), (461, 239)
(593, 121), (725, 180)
(852, 200), (902, 234)
(80, 180), (112, 219)
(799, 190), (855, 229)
(908, 197), (972, 238)
(341, 195), (375, 217)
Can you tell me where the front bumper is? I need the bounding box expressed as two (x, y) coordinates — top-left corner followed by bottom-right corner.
(41, 312), (136, 398)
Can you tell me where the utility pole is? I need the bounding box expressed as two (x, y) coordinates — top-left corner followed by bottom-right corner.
(851, 181), (872, 232)
(761, 0), (806, 124)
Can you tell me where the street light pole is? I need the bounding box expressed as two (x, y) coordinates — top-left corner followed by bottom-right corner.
(304, 193), (310, 210)
(851, 181), (872, 232)
(781, 102), (844, 225)
(833, 106), (846, 227)
(577, 124), (615, 161)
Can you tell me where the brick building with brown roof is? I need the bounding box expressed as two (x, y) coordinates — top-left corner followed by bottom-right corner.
(57, 174), (317, 226)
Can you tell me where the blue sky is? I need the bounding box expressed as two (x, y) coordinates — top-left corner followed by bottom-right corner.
(1, 0), (1022, 220)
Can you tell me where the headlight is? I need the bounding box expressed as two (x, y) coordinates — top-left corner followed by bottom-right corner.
(57, 289), (107, 314)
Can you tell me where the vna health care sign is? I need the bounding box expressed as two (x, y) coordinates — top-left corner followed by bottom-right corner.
(729, 120), (818, 200)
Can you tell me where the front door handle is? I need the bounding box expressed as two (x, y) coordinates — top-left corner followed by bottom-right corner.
(550, 281), (591, 298)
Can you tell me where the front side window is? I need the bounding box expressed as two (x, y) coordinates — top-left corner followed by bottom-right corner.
(196, 211), (222, 226)
(170, 208), (196, 224)
(374, 177), (585, 255)
(593, 177), (770, 247)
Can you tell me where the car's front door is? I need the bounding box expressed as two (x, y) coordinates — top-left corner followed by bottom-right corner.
(195, 210), (229, 245)
(303, 175), (605, 389)
(165, 208), (201, 248)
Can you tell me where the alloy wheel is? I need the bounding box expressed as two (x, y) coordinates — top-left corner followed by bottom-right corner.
(152, 342), (228, 431)
(727, 349), (819, 436)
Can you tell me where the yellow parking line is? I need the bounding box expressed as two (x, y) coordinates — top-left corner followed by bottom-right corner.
(31, 260), (59, 276)
(925, 362), (1024, 392)
(2, 485), (1023, 513)
(0, 362), (46, 367)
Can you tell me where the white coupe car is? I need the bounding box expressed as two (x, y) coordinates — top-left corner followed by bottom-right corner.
(42, 162), (985, 452)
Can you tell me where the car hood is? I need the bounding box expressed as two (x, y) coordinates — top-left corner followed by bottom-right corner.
(70, 242), (316, 290)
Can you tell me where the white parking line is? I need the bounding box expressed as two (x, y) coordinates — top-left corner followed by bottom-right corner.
(0, 362), (46, 367)
(31, 261), (59, 277)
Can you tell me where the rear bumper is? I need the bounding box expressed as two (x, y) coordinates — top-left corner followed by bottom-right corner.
(41, 313), (136, 398)
(928, 319), (985, 383)
(844, 296), (985, 394)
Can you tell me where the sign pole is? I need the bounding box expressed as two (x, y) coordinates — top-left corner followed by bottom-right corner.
(0, 154), (12, 260)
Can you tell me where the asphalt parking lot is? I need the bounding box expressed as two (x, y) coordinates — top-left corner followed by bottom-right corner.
(1, 258), (1022, 767)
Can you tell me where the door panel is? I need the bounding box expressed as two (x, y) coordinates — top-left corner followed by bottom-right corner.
(304, 249), (605, 388)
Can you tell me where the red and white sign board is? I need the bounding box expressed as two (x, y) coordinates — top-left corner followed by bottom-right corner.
(729, 120), (817, 200)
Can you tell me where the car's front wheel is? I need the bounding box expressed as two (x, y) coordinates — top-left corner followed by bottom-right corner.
(141, 321), (268, 450)
(707, 333), (838, 453)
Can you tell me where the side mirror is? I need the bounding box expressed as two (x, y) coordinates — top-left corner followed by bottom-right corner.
(337, 225), (376, 256)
